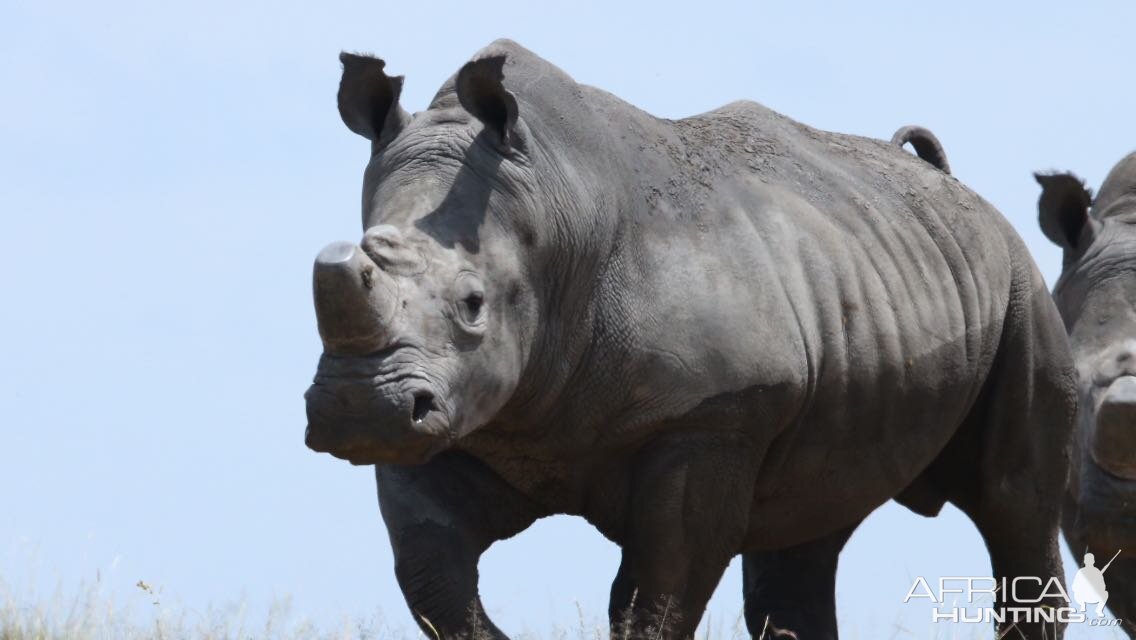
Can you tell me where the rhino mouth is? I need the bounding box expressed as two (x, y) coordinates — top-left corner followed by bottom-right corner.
(323, 440), (441, 466)
(304, 353), (454, 465)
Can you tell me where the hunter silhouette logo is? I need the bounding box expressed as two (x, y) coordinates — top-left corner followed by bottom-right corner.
(1072, 550), (1121, 617)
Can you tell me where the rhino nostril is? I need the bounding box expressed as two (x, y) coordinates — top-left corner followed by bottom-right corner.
(412, 392), (436, 423)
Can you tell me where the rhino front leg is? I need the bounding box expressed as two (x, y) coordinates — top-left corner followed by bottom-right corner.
(608, 433), (759, 639)
(741, 523), (858, 640)
(376, 452), (543, 639)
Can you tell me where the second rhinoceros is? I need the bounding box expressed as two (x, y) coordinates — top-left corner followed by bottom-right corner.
(1037, 153), (1136, 636)
(305, 39), (1076, 639)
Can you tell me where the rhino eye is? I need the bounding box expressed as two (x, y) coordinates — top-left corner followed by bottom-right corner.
(454, 273), (487, 330)
(461, 292), (484, 323)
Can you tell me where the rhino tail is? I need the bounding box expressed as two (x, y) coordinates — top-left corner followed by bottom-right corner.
(891, 125), (951, 174)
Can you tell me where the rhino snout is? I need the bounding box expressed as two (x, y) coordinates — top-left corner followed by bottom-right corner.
(1091, 375), (1136, 479)
(312, 240), (398, 355)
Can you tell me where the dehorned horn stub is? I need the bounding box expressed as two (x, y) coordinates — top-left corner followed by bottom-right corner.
(1092, 376), (1136, 479)
(312, 241), (398, 355)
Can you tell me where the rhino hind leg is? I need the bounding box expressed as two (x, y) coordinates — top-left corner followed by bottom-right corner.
(741, 523), (858, 640)
(928, 275), (1076, 639)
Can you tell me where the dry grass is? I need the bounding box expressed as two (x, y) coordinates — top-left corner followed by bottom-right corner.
(0, 575), (415, 640)
(16, 576), (1094, 640)
(0, 578), (757, 640)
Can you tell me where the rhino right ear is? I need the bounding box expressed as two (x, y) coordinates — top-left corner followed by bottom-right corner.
(456, 55), (522, 154)
(337, 53), (411, 152)
(1036, 172), (1095, 252)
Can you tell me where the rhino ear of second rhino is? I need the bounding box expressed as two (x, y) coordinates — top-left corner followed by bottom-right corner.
(456, 55), (522, 153)
(1036, 172), (1095, 252)
(337, 53), (411, 152)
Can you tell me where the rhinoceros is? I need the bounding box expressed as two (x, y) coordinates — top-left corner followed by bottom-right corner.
(304, 39), (1076, 639)
(1037, 154), (1136, 636)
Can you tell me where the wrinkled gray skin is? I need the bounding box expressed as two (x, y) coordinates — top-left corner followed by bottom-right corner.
(1037, 155), (1136, 636)
(305, 39), (1076, 639)
(738, 126), (953, 640)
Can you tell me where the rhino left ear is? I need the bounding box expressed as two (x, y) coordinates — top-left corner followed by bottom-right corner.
(338, 53), (411, 153)
(456, 55), (522, 153)
(1035, 172), (1095, 253)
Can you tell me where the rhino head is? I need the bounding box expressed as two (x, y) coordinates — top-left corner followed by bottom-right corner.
(1037, 153), (1136, 560)
(304, 42), (613, 465)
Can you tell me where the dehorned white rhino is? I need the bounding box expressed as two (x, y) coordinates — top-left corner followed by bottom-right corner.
(1038, 154), (1136, 636)
(305, 39), (1076, 639)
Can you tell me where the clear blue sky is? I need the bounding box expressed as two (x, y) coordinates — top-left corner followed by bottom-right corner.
(2, 0), (1133, 637)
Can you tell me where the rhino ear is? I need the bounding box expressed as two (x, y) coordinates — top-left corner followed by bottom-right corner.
(337, 53), (411, 152)
(1036, 172), (1095, 252)
(456, 55), (521, 153)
